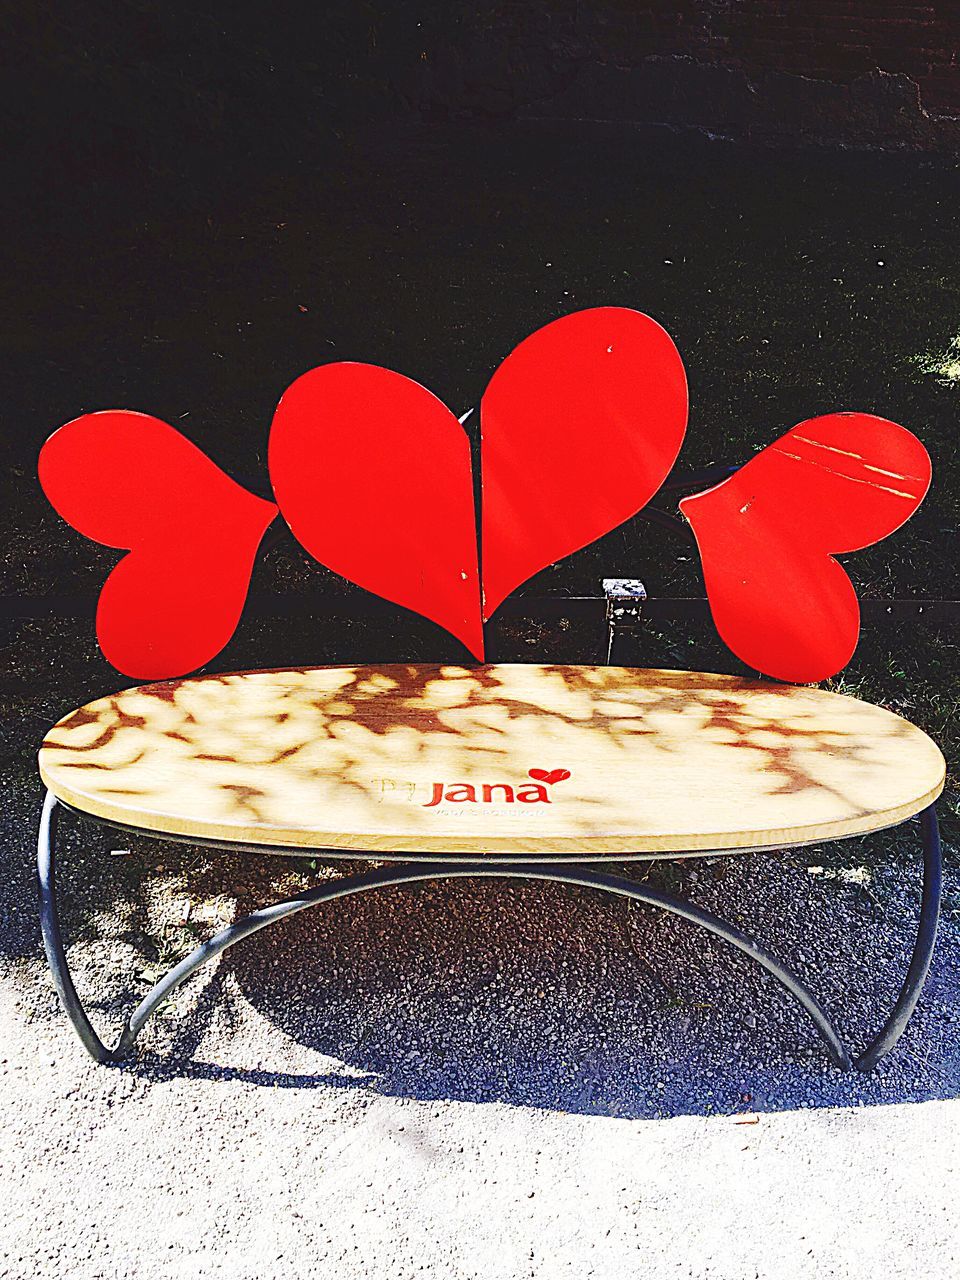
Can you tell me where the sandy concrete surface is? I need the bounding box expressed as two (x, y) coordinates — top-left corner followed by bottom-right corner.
(3, 976), (959, 1280)
(2, 784), (959, 1279)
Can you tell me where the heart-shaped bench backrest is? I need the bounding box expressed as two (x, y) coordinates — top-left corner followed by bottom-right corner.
(38, 309), (931, 683)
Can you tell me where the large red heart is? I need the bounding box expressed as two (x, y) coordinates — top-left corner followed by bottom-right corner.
(679, 413), (931, 683)
(480, 308), (688, 619)
(268, 362), (484, 658)
(38, 411), (278, 678)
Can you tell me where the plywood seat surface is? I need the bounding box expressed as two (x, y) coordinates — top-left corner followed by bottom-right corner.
(39, 664), (945, 858)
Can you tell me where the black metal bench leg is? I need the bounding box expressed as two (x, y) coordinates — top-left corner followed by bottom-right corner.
(37, 791), (137, 1062)
(36, 790), (940, 1072)
(853, 803), (942, 1072)
(35, 790), (849, 1068)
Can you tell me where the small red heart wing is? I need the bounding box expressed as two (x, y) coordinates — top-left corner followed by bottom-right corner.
(481, 307), (688, 619)
(39, 411), (278, 678)
(268, 363), (483, 659)
(679, 413), (931, 683)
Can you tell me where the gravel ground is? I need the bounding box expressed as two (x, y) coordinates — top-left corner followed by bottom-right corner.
(3, 678), (960, 1279)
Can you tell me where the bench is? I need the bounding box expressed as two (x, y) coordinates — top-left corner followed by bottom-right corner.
(34, 306), (944, 1070)
(38, 662), (944, 1069)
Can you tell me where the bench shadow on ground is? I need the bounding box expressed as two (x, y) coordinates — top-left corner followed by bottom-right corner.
(68, 821), (960, 1121)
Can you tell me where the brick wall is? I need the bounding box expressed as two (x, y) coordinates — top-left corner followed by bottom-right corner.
(391, 2), (960, 150)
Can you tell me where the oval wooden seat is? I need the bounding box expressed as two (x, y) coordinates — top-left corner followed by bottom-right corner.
(39, 664), (945, 858)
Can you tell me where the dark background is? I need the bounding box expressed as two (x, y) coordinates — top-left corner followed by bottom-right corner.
(3, 1), (959, 676)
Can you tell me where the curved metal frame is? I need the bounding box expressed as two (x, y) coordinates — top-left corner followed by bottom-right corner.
(37, 790), (941, 1072)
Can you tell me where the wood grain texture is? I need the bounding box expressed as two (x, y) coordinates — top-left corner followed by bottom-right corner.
(38, 665), (945, 857)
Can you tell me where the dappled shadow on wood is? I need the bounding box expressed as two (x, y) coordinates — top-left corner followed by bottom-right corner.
(39, 663), (940, 855)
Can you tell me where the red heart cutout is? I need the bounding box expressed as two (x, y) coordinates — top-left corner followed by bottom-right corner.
(679, 413), (931, 683)
(269, 363), (483, 658)
(528, 768), (571, 785)
(480, 308), (688, 619)
(38, 411), (278, 678)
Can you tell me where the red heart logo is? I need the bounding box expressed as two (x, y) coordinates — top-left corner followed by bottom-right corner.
(679, 413), (931, 683)
(528, 768), (571, 785)
(38, 411), (278, 678)
(481, 308), (688, 619)
(269, 362), (483, 658)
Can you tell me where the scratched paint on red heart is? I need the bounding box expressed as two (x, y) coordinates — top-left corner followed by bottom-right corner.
(679, 413), (931, 683)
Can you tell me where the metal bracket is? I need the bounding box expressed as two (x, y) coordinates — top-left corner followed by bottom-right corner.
(603, 578), (647, 663)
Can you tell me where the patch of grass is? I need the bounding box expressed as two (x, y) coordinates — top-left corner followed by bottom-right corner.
(914, 334), (960, 386)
